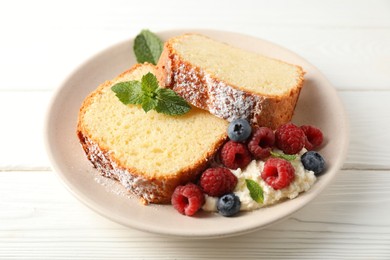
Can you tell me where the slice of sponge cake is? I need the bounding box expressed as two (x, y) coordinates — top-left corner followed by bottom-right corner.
(77, 63), (228, 204)
(157, 34), (305, 129)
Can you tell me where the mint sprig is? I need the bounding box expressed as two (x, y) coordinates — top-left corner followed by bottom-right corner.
(270, 151), (297, 161)
(111, 72), (190, 115)
(245, 179), (264, 203)
(133, 29), (163, 65)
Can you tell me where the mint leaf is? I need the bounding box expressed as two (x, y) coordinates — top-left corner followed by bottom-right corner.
(270, 151), (297, 161)
(141, 72), (159, 94)
(111, 81), (143, 104)
(111, 72), (190, 116)
(141, 95), (158, 113)
(245, 179), (263, 203)
(133, 30), (163, 65)
(155, 88), (191, 115)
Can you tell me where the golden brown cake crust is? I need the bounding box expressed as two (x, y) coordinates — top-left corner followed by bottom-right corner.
(157, 34), (305, 129)
(76, 64), (228, 204)
(77, 131), (226, 204)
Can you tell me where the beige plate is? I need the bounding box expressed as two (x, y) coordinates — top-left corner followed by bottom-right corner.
(45, 29), (349, 239)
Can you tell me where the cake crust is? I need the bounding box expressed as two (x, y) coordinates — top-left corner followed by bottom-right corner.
(157, 34), (305, 129)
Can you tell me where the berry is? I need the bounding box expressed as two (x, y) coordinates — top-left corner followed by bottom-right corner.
(261, 158), (295, 190)
(227, 118), (252, 142)
(171, 183), (205, 216)
(301, 125), (324, 150)
(200, 167), (238, 197)
(248, 127), (275, 159)
(275, 123), (306, 155)
(220, 141), (252, 170)
(217, 193), (241, 217)
(301, 151), (326, 175)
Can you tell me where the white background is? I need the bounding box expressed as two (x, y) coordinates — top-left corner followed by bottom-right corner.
(0, 0), (389, 259)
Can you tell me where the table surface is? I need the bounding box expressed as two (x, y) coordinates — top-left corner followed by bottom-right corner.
(1, 0), (390, 259)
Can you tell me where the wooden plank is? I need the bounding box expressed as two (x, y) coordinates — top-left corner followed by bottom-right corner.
(0, 90), (389, 170)
(1, 27), (389, 91)
(0, 1), (389, 91)
(0, 169), (389, 259)
(339, 91), (390, 169)
(2, 0), (390, 30)
(0, 91), (52, 170)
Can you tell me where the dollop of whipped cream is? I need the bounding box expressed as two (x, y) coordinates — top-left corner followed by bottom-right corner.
(202, 149), (317, 212)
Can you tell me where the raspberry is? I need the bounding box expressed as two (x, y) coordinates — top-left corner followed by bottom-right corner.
(301, 125), (324, 150)
(200, 167), (238, 197)
(275, 123), (305, 154)
(261, 158), (295, 190)
(248, 127), (275, 159)
(171, 183), (205, 216)
(220, 141), (252, 170)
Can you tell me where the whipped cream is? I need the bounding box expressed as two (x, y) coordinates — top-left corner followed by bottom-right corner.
(202, 149), (316, 212)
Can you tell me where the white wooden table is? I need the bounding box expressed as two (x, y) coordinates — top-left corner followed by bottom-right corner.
(1, 0), (389, 259)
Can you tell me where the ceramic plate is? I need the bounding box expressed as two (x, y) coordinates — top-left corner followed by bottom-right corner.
(45, 29), (349, 238)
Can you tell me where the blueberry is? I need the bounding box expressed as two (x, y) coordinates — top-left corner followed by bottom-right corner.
(301, 151), (326, 175)
(227, 118), (252, 142)
(217, 193), (241, 217)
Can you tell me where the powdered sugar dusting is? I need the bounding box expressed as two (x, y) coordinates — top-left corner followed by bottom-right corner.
(172, 60), (208, 107)
(170, 54), (264, 124)
(94, 171), (133, 198)
(93, 172), (163, 212)
(81, 136), (169, 204)
(205, 74), (263, 122)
